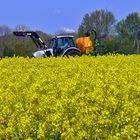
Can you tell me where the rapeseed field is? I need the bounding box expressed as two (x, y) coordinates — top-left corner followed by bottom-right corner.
(0, 55), (140, 139)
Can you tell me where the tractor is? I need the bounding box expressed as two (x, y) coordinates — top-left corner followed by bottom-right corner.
(13, 30), (102, 57)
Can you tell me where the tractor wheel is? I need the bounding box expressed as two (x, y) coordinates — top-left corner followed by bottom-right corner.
(64, 50), (81, 57)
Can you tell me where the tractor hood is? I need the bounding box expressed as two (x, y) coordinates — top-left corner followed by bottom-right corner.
(32, 48), (53, 57)
(32, 49), (47, 57)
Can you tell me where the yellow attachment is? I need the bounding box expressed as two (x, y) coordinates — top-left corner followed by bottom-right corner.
(76, 37), (94, 53)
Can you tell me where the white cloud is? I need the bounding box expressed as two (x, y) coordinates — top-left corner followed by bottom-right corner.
(61, 27), (75, 33)
(54, 9), (61, 14)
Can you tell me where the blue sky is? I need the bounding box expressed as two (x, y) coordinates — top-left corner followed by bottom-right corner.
(0, 0), (140, 34)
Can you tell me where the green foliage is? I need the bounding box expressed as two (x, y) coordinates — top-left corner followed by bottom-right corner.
(115, 12), (140, 54)
(116, 12), (140, 39)
(117, 38), (134, 54)
(102, 38), (117, 53)
(3, 46), (14, 57)
(0, 55), (140, 139)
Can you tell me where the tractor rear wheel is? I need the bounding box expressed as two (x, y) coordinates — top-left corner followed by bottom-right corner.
(64, 50), (81, 57)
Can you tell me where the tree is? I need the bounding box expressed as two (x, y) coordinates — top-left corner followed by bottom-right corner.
(15, 24), (30, 31)
(77, 14), (92, 37)
(78, 9), (115, 38)
(116, 12), (140, 53)
(0, 25), (12, 36)
(116, 13), (140, 38)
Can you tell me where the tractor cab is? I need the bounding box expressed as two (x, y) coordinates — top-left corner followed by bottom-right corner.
(48, 35), (77, 56)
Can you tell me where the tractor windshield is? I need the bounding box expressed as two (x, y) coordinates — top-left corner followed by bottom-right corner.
(57, 37), (75, 49)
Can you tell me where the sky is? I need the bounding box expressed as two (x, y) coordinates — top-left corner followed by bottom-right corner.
(0, 0), (140, 34)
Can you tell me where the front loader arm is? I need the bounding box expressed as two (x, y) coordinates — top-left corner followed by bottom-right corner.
(13, 31), (47, 49)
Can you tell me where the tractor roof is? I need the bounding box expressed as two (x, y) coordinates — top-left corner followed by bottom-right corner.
(52, 35), (74, 39)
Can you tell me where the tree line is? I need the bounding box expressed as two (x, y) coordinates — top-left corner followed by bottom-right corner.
(0, 9), (140, 57)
